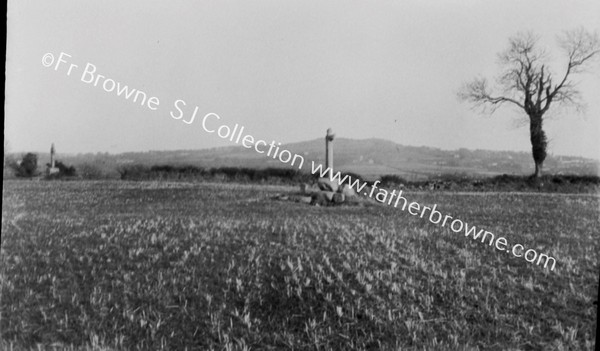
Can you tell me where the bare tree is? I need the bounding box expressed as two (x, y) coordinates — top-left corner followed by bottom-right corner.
(459, 28), (599, 178)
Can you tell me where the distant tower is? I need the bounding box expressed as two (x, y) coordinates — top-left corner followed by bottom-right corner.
(47, 143), (59, 175)
(325, 128), (335, 170)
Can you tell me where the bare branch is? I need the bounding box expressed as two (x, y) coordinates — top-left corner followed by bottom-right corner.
(550, 28), (600, 98)
(559, 28), (600, 72)
(458, 77), (525, 112)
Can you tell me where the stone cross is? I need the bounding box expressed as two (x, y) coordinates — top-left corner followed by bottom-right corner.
(325, 128), (335, 170)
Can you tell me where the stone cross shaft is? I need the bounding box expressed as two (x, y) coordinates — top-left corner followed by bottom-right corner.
(325, 128), (335, 170)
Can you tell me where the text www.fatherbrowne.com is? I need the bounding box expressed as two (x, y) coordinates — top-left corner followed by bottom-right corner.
(311, 163), (557, 272)
(42, 51), (557, 272)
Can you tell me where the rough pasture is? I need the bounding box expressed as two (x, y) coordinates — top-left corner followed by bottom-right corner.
(1, 180), (597, 350)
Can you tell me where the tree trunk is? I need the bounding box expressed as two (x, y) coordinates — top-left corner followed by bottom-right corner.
(534, 161), (543, 178)
(529, 114), (547, 178)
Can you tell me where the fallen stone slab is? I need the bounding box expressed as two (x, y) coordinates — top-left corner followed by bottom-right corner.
(339, 184), (356, 197)
(311, 191), (335, 206)
(297, 196), (312, 204)
(332, 193), (345, 204)
(317, 177), (339, 192)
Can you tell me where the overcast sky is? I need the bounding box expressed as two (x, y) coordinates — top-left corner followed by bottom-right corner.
(5, 0), (600, 160)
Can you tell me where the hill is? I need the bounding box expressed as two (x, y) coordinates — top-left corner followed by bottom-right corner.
(12, 138), (600, 180)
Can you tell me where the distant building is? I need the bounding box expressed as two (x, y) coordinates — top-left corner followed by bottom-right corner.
(47, 143), (59, 175)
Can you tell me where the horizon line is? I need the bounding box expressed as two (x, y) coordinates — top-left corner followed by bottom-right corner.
(7, 136), (600, 162)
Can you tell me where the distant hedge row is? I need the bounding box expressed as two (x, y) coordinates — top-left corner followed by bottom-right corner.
(114, 164), (599, 192)
(378, 173), (600, 193)
(117, 164), (317, 184)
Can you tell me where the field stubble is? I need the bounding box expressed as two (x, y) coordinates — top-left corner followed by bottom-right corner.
(1, 180), (598, 350)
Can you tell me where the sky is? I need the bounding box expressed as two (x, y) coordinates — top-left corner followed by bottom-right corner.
(5, 0), (600, 160)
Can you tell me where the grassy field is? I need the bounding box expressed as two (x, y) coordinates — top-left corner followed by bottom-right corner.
(1, 180), (598, 350)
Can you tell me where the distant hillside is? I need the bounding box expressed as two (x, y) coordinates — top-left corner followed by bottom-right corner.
(14, 138), (599, 180)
